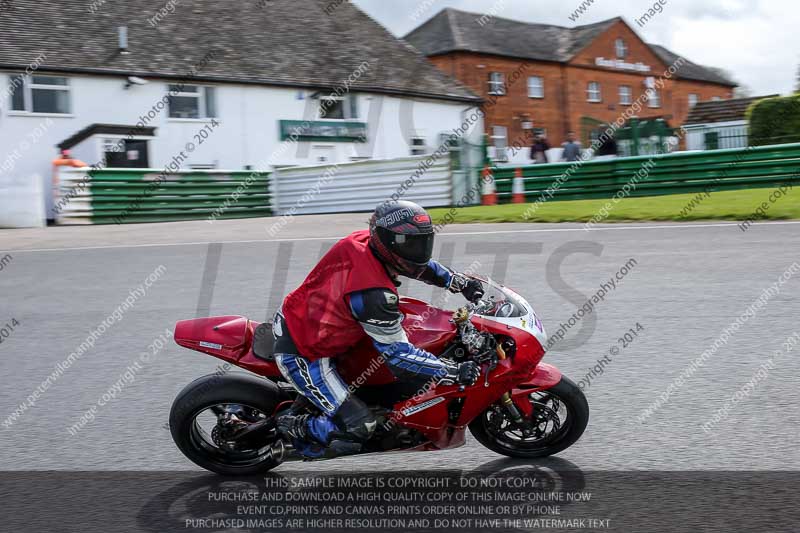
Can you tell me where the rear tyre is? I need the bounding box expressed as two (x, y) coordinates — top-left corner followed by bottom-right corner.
(169, 372), (289, 475)
(469, 376), (589, 459)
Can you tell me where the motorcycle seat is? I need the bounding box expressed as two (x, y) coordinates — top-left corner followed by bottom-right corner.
(252, 322), (275, 361)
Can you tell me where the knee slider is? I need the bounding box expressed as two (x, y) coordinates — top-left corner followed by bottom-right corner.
(333, 397), (376, 442)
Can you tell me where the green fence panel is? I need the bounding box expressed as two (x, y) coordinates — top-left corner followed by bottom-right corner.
(57, 169), (272, 225)
(492, 143), (800, 203)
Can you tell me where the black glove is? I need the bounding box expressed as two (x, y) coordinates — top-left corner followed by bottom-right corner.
(448, 273), (485, 302)
(440, 361), (480, 386)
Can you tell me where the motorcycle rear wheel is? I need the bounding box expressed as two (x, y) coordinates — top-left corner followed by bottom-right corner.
(169, 372), (288, 475)
(469, 376), (589, 458)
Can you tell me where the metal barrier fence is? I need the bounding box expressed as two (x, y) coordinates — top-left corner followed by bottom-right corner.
(272, 155), (453, 215)
(492, 142), (800, 203)
(56, 168), (271, 225)
(55, 154), (455, 224)
(53, 142), (798, 225)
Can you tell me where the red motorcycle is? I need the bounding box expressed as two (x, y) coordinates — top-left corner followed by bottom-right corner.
(169, 276), (589, 475)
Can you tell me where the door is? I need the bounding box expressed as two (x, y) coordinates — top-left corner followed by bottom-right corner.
(105, 139), (150, 168)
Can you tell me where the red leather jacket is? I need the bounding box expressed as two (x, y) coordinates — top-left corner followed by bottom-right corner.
(282, 230), (397, 360)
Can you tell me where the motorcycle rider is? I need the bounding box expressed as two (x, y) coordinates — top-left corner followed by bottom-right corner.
(274, 200), (484, 457)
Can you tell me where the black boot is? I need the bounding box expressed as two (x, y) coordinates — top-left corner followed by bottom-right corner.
(277, 413), (312, 441)
(277, 414), (328, 458)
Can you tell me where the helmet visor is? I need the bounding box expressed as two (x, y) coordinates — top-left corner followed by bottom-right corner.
(393, 232), (434, 265)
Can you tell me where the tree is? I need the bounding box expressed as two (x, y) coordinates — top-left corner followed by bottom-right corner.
(796, 62), (800, 93)
(747, 94), (800, 146)
(706, 67), (750, 98)
(733, 84), (753, 99)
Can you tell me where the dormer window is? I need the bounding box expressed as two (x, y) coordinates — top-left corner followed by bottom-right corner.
(615, 38), (628, 59)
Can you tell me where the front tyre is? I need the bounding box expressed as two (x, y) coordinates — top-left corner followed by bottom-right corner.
(469, 376), (589, 459)
(169, 372), (288, 476)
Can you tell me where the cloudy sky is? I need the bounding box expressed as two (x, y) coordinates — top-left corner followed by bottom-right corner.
(352, 0), (798, 96)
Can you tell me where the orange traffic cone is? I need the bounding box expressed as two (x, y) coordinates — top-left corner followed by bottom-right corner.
(481, 166), (497, 206)
(512, 168), (525, 204)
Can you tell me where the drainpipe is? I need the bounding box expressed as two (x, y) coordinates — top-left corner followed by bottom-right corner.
(560, 64), (571, 141)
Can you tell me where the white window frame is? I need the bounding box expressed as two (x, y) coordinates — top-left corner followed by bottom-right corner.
(527, 76), (544, 98)
(317, 94), (358, 122)
(317, 95), (353, 121)
(688, 93), (699, 108)
(648, 88), (661, 108)
(711, 96), (722, 101)
(410, 135), (428, 156)
(491, 125), (508, 161)
(8, 74), (72, 115)
(488, 72), (506, 96)
(615, 38), (628, 59)
(587, 82), (602, 102)
(168, 84), (217, 120)
(619, 85), (633, 105)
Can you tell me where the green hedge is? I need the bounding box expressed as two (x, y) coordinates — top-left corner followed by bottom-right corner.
(748, 94), (800, 146)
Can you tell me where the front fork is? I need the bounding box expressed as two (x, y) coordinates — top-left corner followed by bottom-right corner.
(494, 344), (535, 437)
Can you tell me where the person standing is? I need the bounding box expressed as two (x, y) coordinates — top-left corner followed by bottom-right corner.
(561, 131), (582, 162)
(530, 134), (551, 164)
(595, 129), (618, 161)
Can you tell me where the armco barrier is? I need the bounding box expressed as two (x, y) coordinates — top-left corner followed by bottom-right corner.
(0, 173), (46, 228)
(272, 155), (453, 215)
(493, 143), (800, 203)
(55, 168), (271, 225)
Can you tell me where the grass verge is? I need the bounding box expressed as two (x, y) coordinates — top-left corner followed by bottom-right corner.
(429, 187), (799, 225)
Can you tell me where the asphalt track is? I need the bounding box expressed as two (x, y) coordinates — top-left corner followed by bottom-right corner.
(1, 216), (799, 473)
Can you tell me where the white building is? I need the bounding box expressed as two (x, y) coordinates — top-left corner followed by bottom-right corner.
(683, 95), (777, 151)
(0, 0), (482, 223)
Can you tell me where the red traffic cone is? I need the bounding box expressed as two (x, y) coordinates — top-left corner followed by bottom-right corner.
(512, 168), (525, 204)
(481, 166), (497, 206)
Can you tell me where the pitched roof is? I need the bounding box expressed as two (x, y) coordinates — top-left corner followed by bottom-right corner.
(404, 9), (737, 87)
(648, 44), (736, 86)
(684, 95), (779, 126)
(404, 8), (619, 63)
(0, 0), (480, 104)
(58, 124), (158, 150)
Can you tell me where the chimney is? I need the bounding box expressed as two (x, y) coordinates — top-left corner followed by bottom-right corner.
(118, 26), (129, 54)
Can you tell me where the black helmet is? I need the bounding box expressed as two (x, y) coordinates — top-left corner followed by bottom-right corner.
(369, 201), (434, 278)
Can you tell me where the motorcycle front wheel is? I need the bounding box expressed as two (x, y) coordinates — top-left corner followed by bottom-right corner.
(169, 372), (289, 476)
(469, 376), (589, 458)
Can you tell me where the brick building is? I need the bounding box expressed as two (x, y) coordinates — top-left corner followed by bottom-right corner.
(405, 9), (736, 162)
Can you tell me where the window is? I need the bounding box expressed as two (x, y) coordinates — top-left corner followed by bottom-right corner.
(619, 85), (633, 105)
(647, 89), (661, 108)
(615, 39), (628, 59)
(410, 136), (427, 156)
(688, 94), (699, 108)
(527, 76), (544, 98)
(488, 72), (506, 95)
(9, 75), (71, 114)
(168, 85), (217, 119)
(318, 95), (358, 120)
(491, 125), (508, 160)
(587, 82), (601, 102)
(711, 96), (722, 101)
